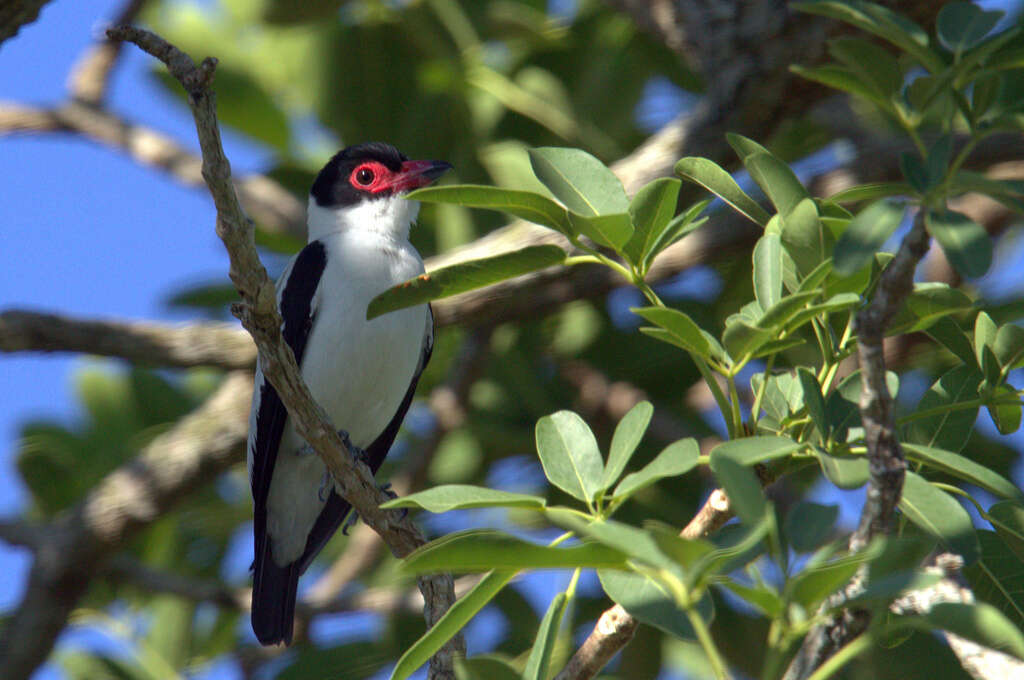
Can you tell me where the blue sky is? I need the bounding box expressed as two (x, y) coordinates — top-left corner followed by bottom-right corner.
(3, 1), (1024, 679)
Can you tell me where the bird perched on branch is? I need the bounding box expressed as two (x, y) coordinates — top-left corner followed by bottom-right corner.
(248, 142), (451, 645)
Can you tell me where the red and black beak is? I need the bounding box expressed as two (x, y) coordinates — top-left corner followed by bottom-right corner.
(387, 159), (453, 194)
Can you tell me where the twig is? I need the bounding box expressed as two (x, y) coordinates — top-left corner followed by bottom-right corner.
(0, 309), (256, 369)
(554, 489), (732, 680)
(0, 370), (252, 680)
(66, 0), (146, 105)
(105, 24), (463, 678)
(890, 554), (1024, 680)
(784, 213), (932, 680)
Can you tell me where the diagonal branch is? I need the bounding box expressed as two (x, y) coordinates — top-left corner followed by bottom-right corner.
(104, 24), (462, 678)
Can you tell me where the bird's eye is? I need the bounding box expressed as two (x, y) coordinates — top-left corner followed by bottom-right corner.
(355, 167), (375, 186)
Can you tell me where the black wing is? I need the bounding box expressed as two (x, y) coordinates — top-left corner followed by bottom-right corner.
(250, 241), (327, 646)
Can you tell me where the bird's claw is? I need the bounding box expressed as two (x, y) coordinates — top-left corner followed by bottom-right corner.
(341, 482), (406, 535)
(337, 429), (369, 465)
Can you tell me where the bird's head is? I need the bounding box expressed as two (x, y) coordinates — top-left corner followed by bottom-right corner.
(307, 142), (452, 241)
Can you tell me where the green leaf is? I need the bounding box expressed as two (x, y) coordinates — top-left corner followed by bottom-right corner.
(926, 209), (993, 278)
(535, 411), (604, 503)
(782, 198), (831, 276)
(784, 293), (861, 333)
(833, 200), (905, 276)
(407, 185), (572, 234)
(597, 569), (714, 640)
(785, 502), (840, 553)
(899, 471), (980, 564)
(923, 601), (1024, 661)
(709, 455), (767, 525)
(367, 245), (565, 318)
(561, 516), (674, 570)
(522, 592), (568, 680)
(986, 384), (1022, 435)
(567, 211), (634, 250)
(528, 147), (629, 216)
(722, 319), (774, 362)
(614, 438), (700, 499)
(752, 371), (803, 422)
(828, 37), (903, 99)
(788, 552), (866, 611)
(711, 435), (802, 466)
(965, 530), (1024, 628)
(975, 311), (999, 371)
(401, 529), (628, 573)
(952, 171), (1024, 214)
(900, 152), (931, 193)
(791, 1), (942, 73)
(925, 317), (977, 367)
(906, 365), (983, 453)
(674, 157), (770, 227)
(816, 450), (869, 489)
(390, 571), (515, 680)
(602, 401), (654, 492)
(381, 485), (547, 512)
(902, 443), (1022, 500)
(937, 2), (1004, 55)
(988, 501), (1024, 562)
(889, 283), (975, 335)
(454, 656), (521, 680)
(626, 178), (682, 264)
(827, 181), (914, 204)
(753, 233), (783, 311)
(632, 307), (712, 358)
(716, 580), (783, 618)
(742, 152), (809, 217)
(642, 200), (711, 269)
(994, 322), (1024, 370)
(798, 368), (830, 440)
(790, 64), (890, 109)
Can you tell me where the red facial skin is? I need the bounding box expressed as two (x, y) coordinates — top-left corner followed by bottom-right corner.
(348, 160), (441, 195)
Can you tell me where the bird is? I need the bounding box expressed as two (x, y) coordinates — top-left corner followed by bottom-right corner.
(248, 142), (451, 646)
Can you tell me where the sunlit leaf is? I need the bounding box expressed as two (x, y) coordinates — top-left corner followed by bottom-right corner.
(382, 485), (547, 512)
(528, 147), (629, 216)
(535, 410), (604, 503)
(368, 245), (565, 318)
(674, 157), (770, 227)
(899, 472), (980, 564)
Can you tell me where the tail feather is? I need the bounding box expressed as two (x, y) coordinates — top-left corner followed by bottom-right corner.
(251, 538), (300, 646)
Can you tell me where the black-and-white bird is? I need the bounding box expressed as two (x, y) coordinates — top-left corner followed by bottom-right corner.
(248, 142), (451, 646)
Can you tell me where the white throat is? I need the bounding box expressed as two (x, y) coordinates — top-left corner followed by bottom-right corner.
(306, 195), (421, 243)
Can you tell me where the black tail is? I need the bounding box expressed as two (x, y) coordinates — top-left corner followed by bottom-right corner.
(251, 537), (300, 646)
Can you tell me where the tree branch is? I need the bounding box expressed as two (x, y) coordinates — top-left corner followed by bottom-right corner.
(105, 24), (462, 678)
(0, 0), (55, 47)
(784, 213), (932, 680)
(0, 309), (256, 368)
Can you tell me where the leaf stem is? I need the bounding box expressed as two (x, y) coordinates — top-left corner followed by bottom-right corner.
(686, 605), (731, 680)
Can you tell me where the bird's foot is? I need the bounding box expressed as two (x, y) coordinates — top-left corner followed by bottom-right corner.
(295, 430), (368, 464)
(341, 482), (405, 535)
(338, 429), (369, 465)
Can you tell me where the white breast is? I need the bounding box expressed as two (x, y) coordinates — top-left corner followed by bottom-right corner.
(256, 223), (428, 565)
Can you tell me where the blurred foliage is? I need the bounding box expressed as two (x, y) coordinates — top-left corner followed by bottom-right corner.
(7, 1), (1024, 679)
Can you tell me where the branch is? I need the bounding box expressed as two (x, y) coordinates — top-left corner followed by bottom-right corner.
(891, 554), (1024, 680)
(0, 309), (256, 369)
(554, 489), (732, 680)
(0, 0), (55, 47)
(784, 213), (932, 680)
(105, 24), (462, 678)
(0, 370), (252, 680)
(0, 100), (306, 238)
(66, 0), (146, 105)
